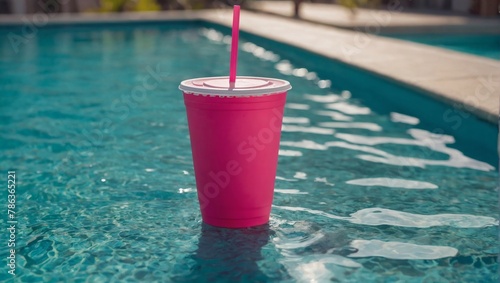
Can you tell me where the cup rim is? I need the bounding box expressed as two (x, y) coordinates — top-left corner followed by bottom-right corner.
(179, 76), (291, 97)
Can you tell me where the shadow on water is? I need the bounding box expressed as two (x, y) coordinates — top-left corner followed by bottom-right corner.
(174, 223), (271, 283)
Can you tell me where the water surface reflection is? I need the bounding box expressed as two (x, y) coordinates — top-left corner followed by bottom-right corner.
(178, 224), (270, 282)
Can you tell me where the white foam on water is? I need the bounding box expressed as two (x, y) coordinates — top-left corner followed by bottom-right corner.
(273, 231), (325, 249)
(275, 60), (293, 75)
(390, 112), (420, 125)
(326, 102), (371, 115)
(304, 93), (342, 103)
(335, 130), (494, 171)
(178, 188), (195, 194)
(282, 125), (334, 135)
(348, 240), (458, 260)
(280, 140), (329, 150)
(278, 149), (303, 157)
(314, 177), (334, 186)
(315, 110), (353, 121)
(274, 189), (309, 195)
(281, 255), (361, 283)
(346, 177), (438, 189)
(280, 254), (361, 283)
(318, 122), (382, 131)
(282, 117), (310, 124)
(293, 68), (308, 77)
(281, 134), (493, 171)
(273, 205), (499, 228)
(293, 172), (307, 179)
(276, 176), (298, 182)
(286, 103), (311, 110)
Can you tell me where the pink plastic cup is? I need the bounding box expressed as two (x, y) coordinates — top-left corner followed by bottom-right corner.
(179, 76), (291, 228)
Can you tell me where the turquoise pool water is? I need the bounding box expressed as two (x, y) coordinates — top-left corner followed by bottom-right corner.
(0, 22), (498, 282)
(383, 33), (500, 60)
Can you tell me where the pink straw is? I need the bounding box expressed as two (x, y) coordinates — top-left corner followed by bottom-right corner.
(229, 5), (240, 83)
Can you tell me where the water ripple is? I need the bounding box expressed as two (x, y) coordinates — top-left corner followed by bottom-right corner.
(276, 176), (297, 182)
(278, 149), (303, 157)
(318, 122), (382, 131)
(281, 254), (361, 283)
(281, 132), (492, 171)
(273, 206), (498, 228)
(293, 172), (307, 179)
(282, 117), (310, 124)
(390, 112), (420, 125)
(282, 125), (334, 135)
(335, 130), (494, 171)
(315, 110), (353, 121)
(304, 93), (341, 103)
(274, 230), (325, 250)
(349, 240), (457, 260)
(314, 177), (334, 186)
(336, 129), (454, 146)
(275, 189), (308, 195)
(346, 178), (438, 189)
(280, 140), (328, 150)
(286, 103), (310, 110)
(350, 208), (498, 228)
(326, 102), (371, 115)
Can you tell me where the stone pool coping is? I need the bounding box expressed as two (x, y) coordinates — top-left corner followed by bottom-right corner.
(248, 1), (500, 34)
(1, 10), (498, 123)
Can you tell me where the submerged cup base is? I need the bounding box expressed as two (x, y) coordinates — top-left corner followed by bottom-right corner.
(202, 215), (270, 229)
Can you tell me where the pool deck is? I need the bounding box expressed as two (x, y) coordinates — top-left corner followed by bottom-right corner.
(248, 1), (500, 34)
(1, 9), (498, 123)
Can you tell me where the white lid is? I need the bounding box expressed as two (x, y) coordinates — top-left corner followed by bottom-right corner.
(179, 76), (291, 97)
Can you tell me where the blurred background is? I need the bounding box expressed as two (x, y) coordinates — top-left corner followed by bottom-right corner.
(0, 0), (498, 17)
